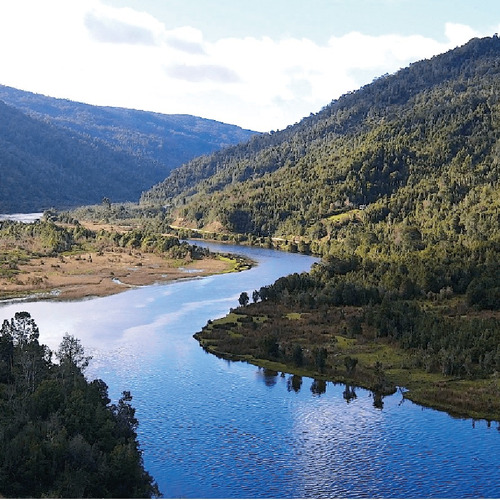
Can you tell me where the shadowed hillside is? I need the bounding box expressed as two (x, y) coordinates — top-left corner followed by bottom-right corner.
(0, 86), (256, 213)
(0, 101), (166, 212)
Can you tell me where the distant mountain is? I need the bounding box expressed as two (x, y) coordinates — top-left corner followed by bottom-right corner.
(141, 36), (500, 245)
(0, 85), (256, 212)
(0, 85), (256, 170)
(0, 100), (160, 212)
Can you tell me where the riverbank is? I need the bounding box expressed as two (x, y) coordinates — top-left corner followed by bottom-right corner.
(0, 248), (237, 301)
(194, 303), (500, 422)
(0, 217), (251, 301)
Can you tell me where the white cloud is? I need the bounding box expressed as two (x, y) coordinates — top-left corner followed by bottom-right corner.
(0, 0), (492, 132)
(165, 27), (206, 54)
(444, 22), (481, 46)
(84, 11), (158, 46)
(166, 63), (241, 83)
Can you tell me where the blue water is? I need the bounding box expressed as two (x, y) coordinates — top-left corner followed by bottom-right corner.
(0, 242), (499, 498)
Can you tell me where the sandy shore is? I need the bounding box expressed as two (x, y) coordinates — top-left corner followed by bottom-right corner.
(0, 248), (231, 301)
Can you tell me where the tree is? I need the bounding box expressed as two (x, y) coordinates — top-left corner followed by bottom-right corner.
(344, 356), (358, 376)
(238, 291), (250, 307)
(102, 197), (111, 210)
(0, 312), (160, 498)
(56, 333), (92, 376)
(1, 311), (40, 346)
(314, 347), (328, 373)
(112, 391), (139, 438)
(292, 345), (304, 367)
(1, 312), (49, 393)
(0, 325), (14, 382)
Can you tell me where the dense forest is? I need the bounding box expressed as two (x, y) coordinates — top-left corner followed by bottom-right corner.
(142, 36), (500, 245)
(0, 312), (160, 498)
(0, 84), (256, 172)
(0, 101), (166, 212)
(0, 86), (255, 213)
(142, 37), (500, 312)
(163, 36), (500, 419)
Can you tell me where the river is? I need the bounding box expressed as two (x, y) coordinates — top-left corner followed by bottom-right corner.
(0, 241), (499, 498)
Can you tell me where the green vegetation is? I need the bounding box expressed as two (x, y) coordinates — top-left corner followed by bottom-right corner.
(3, 37), (500, 424)
(217, 254), (253, 273)
(185, 37), (500, 420)
(0, 214), (220, 301)
(0, 312), (160, 498)
(0, 215), (210, 267)
(0, 100), (164, 213)
(142, 36), (500, 252)
(195, 296), (500, 420)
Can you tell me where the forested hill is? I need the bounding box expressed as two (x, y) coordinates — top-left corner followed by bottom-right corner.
(0, 84), (256, 171)
(0, 86), (256, 213)
(177, 36), (500, 417)
(141, 35), (500, 245)
(0, 100), (168, 212)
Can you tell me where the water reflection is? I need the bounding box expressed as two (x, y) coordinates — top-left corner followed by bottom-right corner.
(287, 374), (302, 393)
(310, 379), (327, 396)
(257, 367), (279, 387)
(0, 212), (43, 222)
(372, 391), (384, 409)
(342, 384), (357, 402)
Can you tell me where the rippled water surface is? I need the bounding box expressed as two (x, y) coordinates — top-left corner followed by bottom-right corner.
(1, 242), (499, 498)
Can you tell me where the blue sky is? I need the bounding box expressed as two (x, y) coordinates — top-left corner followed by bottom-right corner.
(0, 0), (498, 131)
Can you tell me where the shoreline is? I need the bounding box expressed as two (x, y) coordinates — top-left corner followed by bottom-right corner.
(198, 339), (500, 423)
(194, 308), (500, 423)
(0, 249), (235, 302)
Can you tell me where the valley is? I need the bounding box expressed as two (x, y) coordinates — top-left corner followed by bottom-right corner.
(1, 34), (500, 498)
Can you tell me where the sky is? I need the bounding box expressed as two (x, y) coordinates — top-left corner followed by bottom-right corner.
(0, 1), (499, 132)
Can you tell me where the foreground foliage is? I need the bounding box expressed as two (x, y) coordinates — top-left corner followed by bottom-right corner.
(0, 312), (160, 498)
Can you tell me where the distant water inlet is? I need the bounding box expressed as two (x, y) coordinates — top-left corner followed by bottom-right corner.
(0, 242), (498, 498)
(0, 212), (43, 222)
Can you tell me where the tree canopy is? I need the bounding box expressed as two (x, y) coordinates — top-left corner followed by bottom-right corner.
(0, 312), (160, 498)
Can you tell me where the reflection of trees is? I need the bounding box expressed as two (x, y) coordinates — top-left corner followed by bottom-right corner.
(310, 379), (327, 395)
(372, 392), (384, 409)
(343, 384), (357, 402)
(287, 374), (302, 393)
(259, 368), (278, 387)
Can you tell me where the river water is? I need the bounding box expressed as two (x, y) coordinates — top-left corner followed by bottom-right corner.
(0, 241), (499, 498)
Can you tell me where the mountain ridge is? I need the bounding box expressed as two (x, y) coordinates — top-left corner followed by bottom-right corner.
(141, 35), (500, 245)
(0, 84), (256, 168)
(0, 85), (256, 212)
(0, 100), (165, 212)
